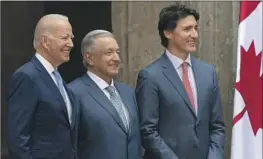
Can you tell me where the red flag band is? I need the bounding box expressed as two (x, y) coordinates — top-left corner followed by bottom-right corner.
(231, 1), (262, 159)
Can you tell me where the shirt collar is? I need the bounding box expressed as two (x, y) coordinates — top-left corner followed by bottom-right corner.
(35, 53), (56, 75)
(165, 49), (192, 69)
(87, 70), (114, 90)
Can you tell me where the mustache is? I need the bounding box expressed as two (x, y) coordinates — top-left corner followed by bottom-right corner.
(110, 60), (121, 66)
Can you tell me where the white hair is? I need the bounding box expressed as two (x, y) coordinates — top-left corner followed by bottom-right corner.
(81, 30), (115, 68)
(33, 14), (69, 49)
(81, 29), (114, 55)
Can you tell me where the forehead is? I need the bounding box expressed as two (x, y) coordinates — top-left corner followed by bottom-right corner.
(94, 37), (119, 49)
(176, 15), (198, 27)
(51, 20), (73, 35)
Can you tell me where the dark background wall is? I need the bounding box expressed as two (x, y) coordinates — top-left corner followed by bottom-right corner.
(1, 1), (111, 158)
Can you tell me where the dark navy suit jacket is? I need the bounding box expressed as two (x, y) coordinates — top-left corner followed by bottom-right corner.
(68, 74), (141, 159)
(7, 56), (78, 159)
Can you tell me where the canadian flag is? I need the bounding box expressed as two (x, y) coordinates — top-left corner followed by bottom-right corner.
(231, 1), (262, 159)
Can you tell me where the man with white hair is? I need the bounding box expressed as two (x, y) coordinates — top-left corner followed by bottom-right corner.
(68, 30), (141, 159)
(7, 14), (78, 159)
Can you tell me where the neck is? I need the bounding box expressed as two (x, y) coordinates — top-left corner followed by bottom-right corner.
(36, 49), (59, 68)
(166, 46), (189, 61)
(88, 69), (113, 85)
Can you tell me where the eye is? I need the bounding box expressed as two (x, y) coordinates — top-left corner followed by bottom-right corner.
(105, 51), (112, 56)
(60, 35), (73, 41)
(184, 27), (191, 31)
(62, 36), (69, 41)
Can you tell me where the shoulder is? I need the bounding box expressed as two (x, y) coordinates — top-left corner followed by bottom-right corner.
(192, 58), (219, 86)
(192, 57), (216, 73)
(67, 76), (85, 93)
(11, 61), (38, 83)
(8, 61), (40, 97)
(114, 81), (134, 93)
(138, 55), (164, 78)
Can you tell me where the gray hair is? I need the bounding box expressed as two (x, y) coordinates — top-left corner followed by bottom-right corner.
(81, 30), (115, 68)
(33, 14), (69, 49)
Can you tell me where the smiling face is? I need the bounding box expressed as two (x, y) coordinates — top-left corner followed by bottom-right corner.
(85, 36), (120, 82)
(42, 19), (74, 67)
(165, 15), (198, 54)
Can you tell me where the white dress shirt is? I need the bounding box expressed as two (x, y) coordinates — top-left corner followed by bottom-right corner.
(35, 53), (72, 124)
(87, 71), (130, 127)
(165, 50), (198, 114)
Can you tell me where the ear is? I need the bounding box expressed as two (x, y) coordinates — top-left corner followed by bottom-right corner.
(41, 35), (50, 49)
(84, 53), (94, 66)
(163, 30), (172, 40)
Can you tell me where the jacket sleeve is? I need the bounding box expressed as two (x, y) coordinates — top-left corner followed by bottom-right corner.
(7, 72), (37, 159)
(207, 68), (225, 159)
(136, 69), (180, 159)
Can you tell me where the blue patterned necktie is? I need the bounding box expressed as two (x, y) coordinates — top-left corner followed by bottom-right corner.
(105, 86), (129, 130)
(53, 70), (67, 102)
(52, 70), (72, 124)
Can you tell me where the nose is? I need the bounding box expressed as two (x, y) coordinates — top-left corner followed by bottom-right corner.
(67, 38), (74, 48)
(191, 29), (198, 38)
(112, 52), (121, 62)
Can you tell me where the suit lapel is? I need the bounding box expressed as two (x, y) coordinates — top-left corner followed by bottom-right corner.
(64, 84), (76, 129)
(81, 75), (128, 134)
(191, 58), (202, 118)
(31, 56), (70, 125)
(160, 53), (196, 117)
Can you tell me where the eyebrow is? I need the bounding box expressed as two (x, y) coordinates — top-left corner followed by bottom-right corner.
(107, 48), (119, 51)
(182, 23), (198, 27)
(60, 34), (74, 38)
(181, 24), (198, 29)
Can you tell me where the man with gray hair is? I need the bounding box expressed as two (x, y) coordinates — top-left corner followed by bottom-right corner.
(7, 14), (78, 159)
(68, 30), (141, 159)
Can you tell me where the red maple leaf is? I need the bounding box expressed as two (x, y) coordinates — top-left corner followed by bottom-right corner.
(234, 41), (263, 136)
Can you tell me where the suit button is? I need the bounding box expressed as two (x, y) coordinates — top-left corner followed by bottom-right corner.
(193, 144), (198, 148)
(72, 149), (76, 154)
(196, 120), (201, 126)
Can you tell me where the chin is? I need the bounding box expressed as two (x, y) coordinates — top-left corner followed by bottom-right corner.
(63, 57), (70, 62)
(109, 70), (119, 76)
(187, 47), (196, 53)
